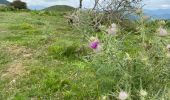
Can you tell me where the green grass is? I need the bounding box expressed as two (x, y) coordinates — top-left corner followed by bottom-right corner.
(0, 10), (169, 99)
(0, 11), (95, 99)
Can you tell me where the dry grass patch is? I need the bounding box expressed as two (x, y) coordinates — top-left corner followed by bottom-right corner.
(0, 44), (32, 80)
(1, 60), (25, 80)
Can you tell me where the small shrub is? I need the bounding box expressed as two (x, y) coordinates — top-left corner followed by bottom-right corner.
(0, 4), (8, 11)
(0, 4), (15, 11)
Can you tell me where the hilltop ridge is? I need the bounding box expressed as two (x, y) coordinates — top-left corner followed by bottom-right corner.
(0, 0), (9, 4)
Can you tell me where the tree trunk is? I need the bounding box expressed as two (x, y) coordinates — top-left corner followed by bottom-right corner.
(79, 0), (83, 8)
(93, 0), (99, 9)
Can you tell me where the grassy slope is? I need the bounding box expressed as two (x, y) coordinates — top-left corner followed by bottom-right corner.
(0, 11), (170, 99)
(0, 11), (96, 99)
(43, 5), (75, 12)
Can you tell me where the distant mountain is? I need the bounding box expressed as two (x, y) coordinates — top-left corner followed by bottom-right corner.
(0, 0), (9, 4)
(144, 9), (170, 19)
(43, 5), (75, 12)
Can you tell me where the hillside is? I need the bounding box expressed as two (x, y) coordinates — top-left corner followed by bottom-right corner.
(0, 0), (9, 4)
(0, 10), (169, 99)
(43, 5), (75, 12)
(144, 9), (170, 19)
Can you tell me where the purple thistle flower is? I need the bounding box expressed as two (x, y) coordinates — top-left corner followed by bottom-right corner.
(89, 40), (100, 49)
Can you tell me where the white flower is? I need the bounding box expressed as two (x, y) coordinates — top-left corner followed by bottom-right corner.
(140, 90), (148, 97)
(111, 23), (117, 28)
(157, 27), (168, 37)
(106, 28), (117, 35)
(136, 8), (143, 14)
(166, 52), (170, 58)
(166, 45), (170, 51)
(118, 91), (128, 100)
(101, 95), (108, 100)
(106, 23), (118, 35)
(10, 79), (16, 85)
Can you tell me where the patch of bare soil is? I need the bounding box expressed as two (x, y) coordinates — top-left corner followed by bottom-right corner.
(5, 45), (33, 58)
(0, 44), (33, 80)
(1, 60), (25, 79)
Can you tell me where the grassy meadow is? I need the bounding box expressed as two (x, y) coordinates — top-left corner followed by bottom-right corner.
(0, 11), (92, 99)
(0, 9), (169, 99)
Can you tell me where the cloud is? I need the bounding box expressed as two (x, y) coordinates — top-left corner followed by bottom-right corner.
(7, 0), (170, 10)
(144, 0), (170, 9)
(161, 4), (170, 8)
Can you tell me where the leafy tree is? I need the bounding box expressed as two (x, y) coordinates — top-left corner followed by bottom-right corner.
(10, 0), (27, 9)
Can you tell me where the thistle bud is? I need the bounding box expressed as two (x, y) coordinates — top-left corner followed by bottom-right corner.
(157, 26), (168, 37)
(136, 8), (143, 14)
(106, 23), (117, 35)
(118, 91), (128, 100)
(166, 44), (170, 51)
(140, 90), (148, 97)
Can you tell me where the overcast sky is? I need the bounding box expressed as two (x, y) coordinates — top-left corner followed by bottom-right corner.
(7, 0), (170, 10)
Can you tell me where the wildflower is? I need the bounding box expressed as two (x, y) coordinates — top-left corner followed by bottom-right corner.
(166, 53), (170, 58)
(106, 23), (117, 35)
(111, 23), (117, 28)
(107, 28), (117, 35)
(101, 95), (108, 100)
(89, 36), (102, 53)
(136, 8), (143, 14)
(157, 27), (168, 37)
(118, 91), (128, 100)
(10, 79), (16, 85)
(140, 90), (148, 97)
(94, 44), (102, 53)
(166, 45), (170, 51)
(89, 39), (100, 49)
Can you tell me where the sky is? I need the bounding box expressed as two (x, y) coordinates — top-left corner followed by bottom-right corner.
(7, 0), (170, 10)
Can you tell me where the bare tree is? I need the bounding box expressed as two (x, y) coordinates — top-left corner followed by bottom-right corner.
(92, 0), (142, 22)
(78, 0), (142, 21)
(70, 0), (143, 32)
